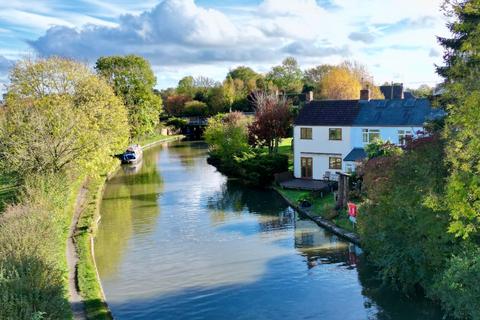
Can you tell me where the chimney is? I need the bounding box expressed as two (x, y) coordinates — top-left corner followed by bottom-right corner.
(306, 91), (314, 102)
(360, 88), (370, 101)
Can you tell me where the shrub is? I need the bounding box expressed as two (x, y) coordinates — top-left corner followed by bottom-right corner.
(358, 136), (452, 293)
(165, 117), (188, 130)
(434, 246), (480, 320)
(183, 100), (208, 117)
(234, 152), (289, 186)
(0, 174), (73, 319)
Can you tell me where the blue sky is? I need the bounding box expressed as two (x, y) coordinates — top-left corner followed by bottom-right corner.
(0, 0), (449, 90)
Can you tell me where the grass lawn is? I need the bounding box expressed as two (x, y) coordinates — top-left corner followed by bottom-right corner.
(0, 175), (18, 212)
(276, 187), (356, 233)
(277, 138), (293, 170)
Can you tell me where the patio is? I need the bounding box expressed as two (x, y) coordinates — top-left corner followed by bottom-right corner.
(278, 178), (334, 192)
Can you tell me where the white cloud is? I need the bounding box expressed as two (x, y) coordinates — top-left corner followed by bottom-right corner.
(1, 0), (450, 88)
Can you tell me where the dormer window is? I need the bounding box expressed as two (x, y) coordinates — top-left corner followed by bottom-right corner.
(329, 128), (342, 141)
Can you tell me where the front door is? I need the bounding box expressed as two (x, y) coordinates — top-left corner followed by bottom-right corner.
(301, 157), (313, 179)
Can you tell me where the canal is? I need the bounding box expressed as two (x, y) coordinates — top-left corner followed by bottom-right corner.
(95, 141), (444, 320)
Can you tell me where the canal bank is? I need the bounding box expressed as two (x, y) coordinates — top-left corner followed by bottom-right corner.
(273, 187), (361, 246)
(93, 140), (445, 320)
(70, 135), (183, 320)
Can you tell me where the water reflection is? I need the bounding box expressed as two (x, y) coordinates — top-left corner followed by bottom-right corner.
(95, 141), (446, 320)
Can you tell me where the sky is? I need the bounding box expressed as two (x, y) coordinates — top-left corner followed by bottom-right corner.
(0, 0), (450, 91)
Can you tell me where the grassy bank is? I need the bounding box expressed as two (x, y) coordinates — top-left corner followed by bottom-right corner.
(0, 175), (18, 212)
(75, 176), (112, 320)
(275, 188), (356, 233)
(0, 174), (82, 319)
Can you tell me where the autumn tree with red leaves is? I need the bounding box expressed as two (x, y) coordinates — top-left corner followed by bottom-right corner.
(248, 92), (292, 154)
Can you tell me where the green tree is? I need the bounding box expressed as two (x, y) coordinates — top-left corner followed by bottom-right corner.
(409, 84), (433, 98)
(177, 76), (195, 97)
(266, 57), (303, 93)
(437, 0), (480, 239)
(95, 55), (162, 138)
(204, 112), (250, 160)
(1, 57), (129, 177)
(183, 100), (208, 117)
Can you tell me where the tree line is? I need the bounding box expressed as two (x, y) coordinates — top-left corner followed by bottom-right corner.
(160, 58), (406, 118)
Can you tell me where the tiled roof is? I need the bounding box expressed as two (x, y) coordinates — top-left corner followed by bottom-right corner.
(344, 148), (367, 162)
(354, 99), (445, 126)
(294, 100), (359, 126)
(295, 98), (444, 127)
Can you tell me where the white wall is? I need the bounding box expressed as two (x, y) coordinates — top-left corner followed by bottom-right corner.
(294, 125), (424, 180)
(293, 126), (352, 180)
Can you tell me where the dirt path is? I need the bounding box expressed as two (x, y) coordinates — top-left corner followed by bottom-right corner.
(67, 186), (88, 320)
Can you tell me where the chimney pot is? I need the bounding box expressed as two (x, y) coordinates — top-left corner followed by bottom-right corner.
(360, 88), (370, 101)
(306, 91), (314, 102)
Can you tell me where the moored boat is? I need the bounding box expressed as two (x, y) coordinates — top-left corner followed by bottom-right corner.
(121, 144), (143, 164)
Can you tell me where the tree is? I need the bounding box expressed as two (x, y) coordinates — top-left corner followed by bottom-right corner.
(437, 0), (480, 239)
(204, 112), (250, 160)
(95, 55), (162, 138)
(206, 86), (228, 115)
(1, 57), (129, 177)
(177, 76), (195, 97)
(183, 100), (208, 117)
(227, 66), (260, 84)
(409, 84), (434, 98)
(165, 94), (191, 116)
(248, 92), (292, 153)
(318, 66), (362, 100)
(266, 57), (303, 93)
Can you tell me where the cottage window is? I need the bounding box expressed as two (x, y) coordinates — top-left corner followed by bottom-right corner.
(362, 129), (380, 143)
(300, 127), (312, 139)
(398, 129), (412, 145)
(329, 157), (342, 170)
(329, 128), (342, 140)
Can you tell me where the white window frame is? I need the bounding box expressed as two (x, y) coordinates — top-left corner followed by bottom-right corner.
(397, 129), (413, 145)
(362, 129), (381, 143)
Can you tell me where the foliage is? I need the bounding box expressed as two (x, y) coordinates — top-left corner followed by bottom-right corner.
(433, 246), (480, 320)
(365, 139), (403, 159)
(165, 94), (191, 116)
(319, 66), (362, 100)
(358, 137), (453, 293)
(165, 117), (188, 129)
(95, 55), (162, 137)
(409, 84), (434, 98)
(1, 57), (129, 178)
(437, 0), (480, 239)
(266, 57), (303, 93)
(227, 66), (260, 86)
(233, 152), (288, 186)
(176, 76), (196, 97)
(204, 112), (250, 161)
(248, 92), (292, 153)
(183, 100), (208, 117)
(0, 174), (75, 320)
(206, 86), (228, 114)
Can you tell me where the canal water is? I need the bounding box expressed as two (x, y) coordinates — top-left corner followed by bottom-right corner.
(95, 141), (444, 320)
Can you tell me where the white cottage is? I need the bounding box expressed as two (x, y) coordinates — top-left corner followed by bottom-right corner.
(293, 88), (443, 180)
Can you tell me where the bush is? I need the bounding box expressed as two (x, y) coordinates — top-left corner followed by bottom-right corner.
(434, 246), (480, 320)
(0, 174), (74, 319)
(358, 136), (453, 293)
(183, 100), (208, 117)
(165, 117), (188, 130)
(234, 152), (289, 186)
